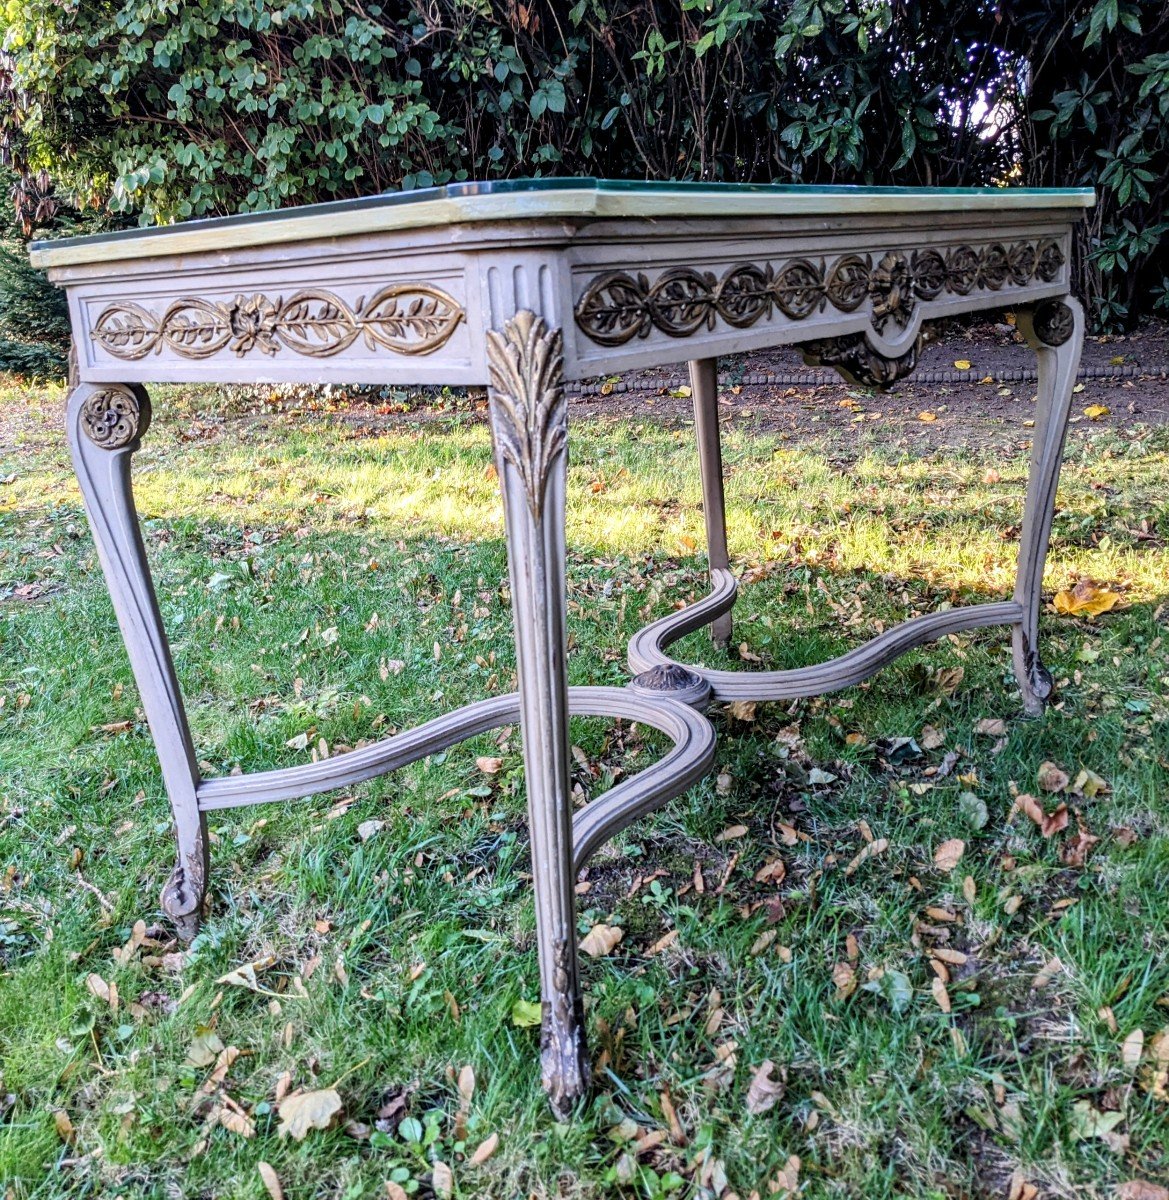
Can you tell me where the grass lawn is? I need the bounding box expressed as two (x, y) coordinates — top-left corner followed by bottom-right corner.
(1, 379), (1167, 1200)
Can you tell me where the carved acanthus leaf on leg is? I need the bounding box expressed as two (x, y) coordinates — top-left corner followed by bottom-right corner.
(799, 332), (923, 390)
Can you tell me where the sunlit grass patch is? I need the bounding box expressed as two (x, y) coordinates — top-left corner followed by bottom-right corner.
(1, 383), (1167, 1198)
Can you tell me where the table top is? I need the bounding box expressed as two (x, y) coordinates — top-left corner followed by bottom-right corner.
(30, 178), (1095, 270)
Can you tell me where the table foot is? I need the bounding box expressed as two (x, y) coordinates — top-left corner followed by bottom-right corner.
(161, 853), (206, 942)
(542, 936), (590, 1119)
(1013, 631), (1055, 717)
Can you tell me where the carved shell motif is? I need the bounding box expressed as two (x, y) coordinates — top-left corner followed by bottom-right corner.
(575, 238), (1067, 346)
(486, 311), (567, 520)
(91, 284), (464, 361)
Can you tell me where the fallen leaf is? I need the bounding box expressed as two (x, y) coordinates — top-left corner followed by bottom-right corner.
(510, 998), (541, 1027)
(771, 1155), (801, 1195)
(580, 923), (623, 957)
(1122, 1028), (1145, 1071)
(277, 1088), (343, 1141)
(470, 1132), (499, 1164)
(954, 359), (972, 370)
(1072, 768), (1109, 797)
(645, 929), (679, 956)
(53, 1109), (76, 1145)
(745, 1059), (786, 1115)
(457, 1064), (475, 1107)
(1032, 957), (1063, 989)
(384, 1187), (409, 1200)
(1062, 828), (1100, 867)
(832, 961), (857, 999)
(958, 791), (988, 830)
(754, 858), (786, 885)
(918, 411), (937, 422)
(1012, 793), (1069, 838)
(974, 717), (1006, 736)
(1069, 1099), (1124, 1141)
(432, 1161), (453, 1200)
(217, 1104), (256, 1139)
(843, 837), (888, 875)
(186, 1029), (225, 1068)
(1037, 761), (1070, 793)
(931, 976), (952, 1014)
(1053, 579), (1122, 617)
(357, 820), (384, 842)
(715, 824), (748, 843)
(1083, 404), (1110, 420)
(920, 724), (946, 750)
(934, 838), (965, 872)
(1117, 1185), (1169, 1200)
(726, 700), (757, 721)
(476, 756), (503, 775)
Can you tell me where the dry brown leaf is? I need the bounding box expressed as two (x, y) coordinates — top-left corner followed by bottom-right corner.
(745, 1059), (786, 1115)
(580, 923), (623, 958)
(1032, 957), (1063, 989)
(469, 1131), (499, 1165)
(1122, 1028), (1145, 1071)
(931, 976), (952, 1014)
(432, 1161), (453, 1200)
(750, 929), (776, 956)
(771, 1155), (802, 1195)
(660, 1088), (686, 1144)
(357, 819), (384, 842)
(832, 961), (857, 999)
(843, 837), (888, 876)
(53, 1109), (76, 1145)
(754, 857), (786, 885)
(383, 1186), (408, 1200)
(216, 1104), (256, 1139)
(644, 929), (678, 957)
(962, 875), (977, 906)
(277, 1088), (343, 1140)
(1116, 1183), (1169, 1200)
(715, 824), (748, 843)
(457, 1064), (475, 1107)
(1012, 793), (1069, 838)
(476, 756), (503, 775)
(86, 973), (118, 1011)
(726, 700), (757, 722)
(934, 838), (965, 872)
(974, 717), (1006, 736)
(1053, 579), (1122, 617)
(1062, 828), (1101, 867)
(1037, 760), (1070, 793)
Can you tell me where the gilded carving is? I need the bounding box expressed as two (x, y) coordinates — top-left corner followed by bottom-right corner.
(486, 311), (567, 520)
(1032, 299), (1075, 347)
(800, 332), (922, 390)
(91, 283), (464, 361)
(81, 386), (146, 449)
(575, 238), (1066, 346)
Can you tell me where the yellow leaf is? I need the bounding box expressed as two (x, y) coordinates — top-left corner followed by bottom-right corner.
(918, 411), (937, 422)
(1083, 404), (1110, 420)
(277, 1088), (343, 1140)
(1053, 580), (1122, 618)
(580, 923), (623, 958)
(953, 359), (972, 370)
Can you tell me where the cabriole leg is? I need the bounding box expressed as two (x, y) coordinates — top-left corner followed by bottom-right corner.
(689, 357), (733, 647)
(487, 312), (589, 1117)
(67, 384), (208, 939)
(1012, 299), (1085, 715)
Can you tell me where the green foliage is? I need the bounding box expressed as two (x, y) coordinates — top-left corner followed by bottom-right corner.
(0, 1), (1167, 327)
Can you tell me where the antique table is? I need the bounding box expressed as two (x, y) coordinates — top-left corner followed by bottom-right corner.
(31, 178), (1093, 1115)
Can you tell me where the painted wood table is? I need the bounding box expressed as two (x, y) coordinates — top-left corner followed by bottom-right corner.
(32, 178), (1094, 1116)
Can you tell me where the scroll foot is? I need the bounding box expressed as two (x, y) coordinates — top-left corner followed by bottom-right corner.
(541, 938), (590, 1120)
(1014, 631), (1055, 718)
(161, 856), (206, 943)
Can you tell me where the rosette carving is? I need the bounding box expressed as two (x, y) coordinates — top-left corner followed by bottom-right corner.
(91, 283), (463, 361)
(1032, 299), (1075, 346)
(80, 386), (147, 449)
(868, 251), (915, 332)
(486, 311), (567, 519)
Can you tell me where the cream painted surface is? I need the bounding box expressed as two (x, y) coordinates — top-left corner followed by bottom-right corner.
(29, 186), (1095, 270)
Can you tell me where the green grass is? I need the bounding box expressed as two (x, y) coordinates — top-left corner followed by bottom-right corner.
(1, 381), (1167, 1199)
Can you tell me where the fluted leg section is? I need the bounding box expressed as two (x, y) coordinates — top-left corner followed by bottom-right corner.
(1012, 298), (1085, 715)
(487, 312), (588, 1117)
(67, 384), (208, 939)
